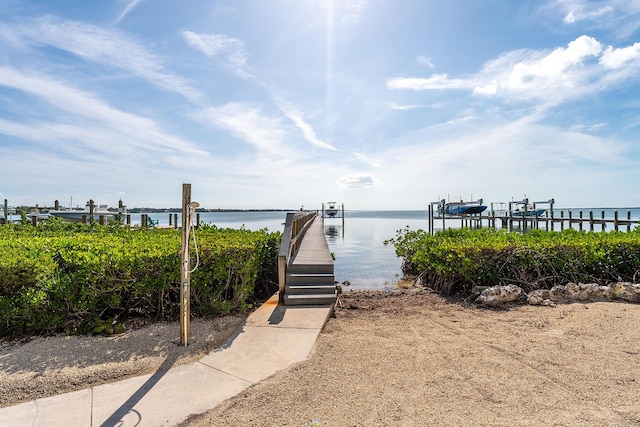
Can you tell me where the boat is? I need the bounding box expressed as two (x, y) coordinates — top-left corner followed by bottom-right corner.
(439, 199), (487, 216)
(324, 202), (339, 217)
(511, 205), (546, 217)
(49, 202), (122, 223)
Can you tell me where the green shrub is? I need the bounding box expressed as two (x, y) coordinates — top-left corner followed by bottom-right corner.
(387, 227), (640, 296)
(0, 220), (280, 337)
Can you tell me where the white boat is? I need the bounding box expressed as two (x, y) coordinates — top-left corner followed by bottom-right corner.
(324, 202), (339, 217)
(50, 202), (122, 223)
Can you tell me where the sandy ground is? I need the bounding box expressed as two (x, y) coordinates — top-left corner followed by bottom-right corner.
(182, 289), (640, 427)
(0, 315), (245, 408)
(2, 289), (640, 426)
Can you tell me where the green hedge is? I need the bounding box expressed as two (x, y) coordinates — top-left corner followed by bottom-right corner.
(387, 227), (640, 295)
(0, 219), (280, 337)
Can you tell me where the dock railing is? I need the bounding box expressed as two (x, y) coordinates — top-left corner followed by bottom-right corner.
(278, 211), (317, 303)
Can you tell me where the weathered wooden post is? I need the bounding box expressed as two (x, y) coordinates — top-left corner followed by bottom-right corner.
(627, 210), (631, 232)
(89, 199), (95, 224)
(3, 199), (7, 225)
(54, 200), (60, 210)
(169, 213), (172, 227)
(550, 200), (555, 231)
(589, 211), (594, 232)
(579, 211), (583, 231)
(614, 211), (619, 232)
(601, 210), (605, 232)
(174, 213), (178, 229)
(180, 183), (192, 346)
(560, 210), (564, 231)
(118, 200), (124, 224)
(568, 210), (572, 230)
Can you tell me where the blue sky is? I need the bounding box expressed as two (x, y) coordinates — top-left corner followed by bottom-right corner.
(1, 0), (640, 209)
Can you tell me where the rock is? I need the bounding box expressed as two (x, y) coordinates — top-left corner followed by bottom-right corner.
(475, 285), (525, 307)
(566, 283), (603, 301)
(613, 282), (640, 303)
(527, 289), (552, 305)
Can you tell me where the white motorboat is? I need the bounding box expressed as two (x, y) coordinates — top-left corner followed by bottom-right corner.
(50, 202), (122, 223)
(324, 202), (339, 217)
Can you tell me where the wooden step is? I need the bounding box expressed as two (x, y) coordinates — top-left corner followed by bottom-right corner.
(286, 285), (337, 295)
(287, 263), (334, 275)
(286, 273), (335, 285)
(283, 292), (337, 306)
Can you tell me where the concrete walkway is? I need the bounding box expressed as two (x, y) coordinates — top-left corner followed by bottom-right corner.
(0, 294), (333, 427)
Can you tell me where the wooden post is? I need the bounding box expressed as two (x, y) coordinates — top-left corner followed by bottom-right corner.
(174, 213), (178, 229)
(627, 210), (631, 232)
(180, 183), (192, 346)
(560, 210), (564, 231)
(89, 199), (95, 224)
(601, 210), (605, 232)
(568, 211), (572, 230)
(589, 211), (594, 232)
(614, 211), (619, 232)
(579, 211), (583, 231)
(3, 199), (7, 225)
(550, 200), (554, 231)
(54, 200), (60, 210)
(126, 214), (131, 226)
(82, 214), (87, 224)
(141, 214), (147, 228)
(118, 200), (124, 224)
(169, 213), (172, 226)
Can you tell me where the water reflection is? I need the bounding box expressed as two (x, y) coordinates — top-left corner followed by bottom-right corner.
(324, 224), (342, 242)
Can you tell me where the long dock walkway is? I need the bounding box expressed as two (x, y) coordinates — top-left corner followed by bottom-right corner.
(0, 294), (333, 426)
(281, 214), (337, 306)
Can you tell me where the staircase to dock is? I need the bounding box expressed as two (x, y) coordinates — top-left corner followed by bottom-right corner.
(278, 212), (337, 306)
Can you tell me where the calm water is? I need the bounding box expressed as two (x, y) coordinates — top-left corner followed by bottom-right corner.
(140, 208), (640, 291)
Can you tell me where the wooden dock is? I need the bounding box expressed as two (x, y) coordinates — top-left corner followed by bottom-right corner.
(278, 212), (337, 306)
(427, 205), (638, 235)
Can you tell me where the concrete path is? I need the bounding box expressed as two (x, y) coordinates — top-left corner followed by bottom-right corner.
(0, 294), (333, 427)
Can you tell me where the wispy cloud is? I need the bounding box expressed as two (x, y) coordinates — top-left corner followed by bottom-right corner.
(417, 54), (434, 68)
(182, 31), (251, 78)
(3, 16), (201, 101)
(197, 102), (287, 154)
(116, 0), (145, 24)
(342, 0), (368, 24)
(0, 66), (207, 158)
(547, 0), (640, 39)
(338, 174), (376, 188)
(276, 100), (337, 151)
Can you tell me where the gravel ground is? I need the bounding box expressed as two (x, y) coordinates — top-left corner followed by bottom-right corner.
(0, 315), (245, 408)
(3, 289), (640, 426)
(183, 289), (640, 427)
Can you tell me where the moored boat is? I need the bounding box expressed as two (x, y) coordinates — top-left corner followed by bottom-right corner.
(439, 199), (487, 216)
(324, 202), (339, 217)
(50, 201), (122, 223)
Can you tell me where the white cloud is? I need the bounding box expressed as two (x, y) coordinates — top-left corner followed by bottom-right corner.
(182, 31), (250, 78)
(387, 74), (473, 90)
(417, 55), (434, 68)
(276, 101), (336, 151)
(197, 103), (287, 153)
(342, 0), (368, 24)
(600, 42), (640, 68)
(4, 16), (201, 101)
(0, 66), (208, 158)
(338, 175), (376, 188)
(116, 0), (145, 24)
(388, 35), (640, 108)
